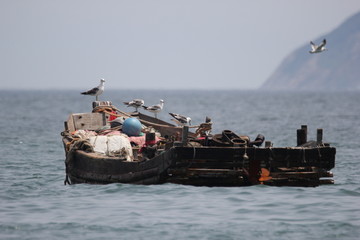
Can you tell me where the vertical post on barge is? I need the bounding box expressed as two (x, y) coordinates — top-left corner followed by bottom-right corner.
(317, 128), (323, 144)
(297, 125), (307, 146)
(182, 126), (189, 146)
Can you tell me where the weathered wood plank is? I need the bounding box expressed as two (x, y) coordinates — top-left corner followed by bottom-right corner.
(72, 112), (107, 131)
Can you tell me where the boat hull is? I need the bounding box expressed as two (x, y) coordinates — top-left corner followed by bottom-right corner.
(65, 145), (336, 187)
(65, 149), (174, 185)
(166, 146), (335, 187)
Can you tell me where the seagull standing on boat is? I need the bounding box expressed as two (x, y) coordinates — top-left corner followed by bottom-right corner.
(309, 39), (327, 53)
(81, 79), (105, 101)
(123, 99), (145, 112)
(169, 112), (191, 126)
(142, 99), (164, 118)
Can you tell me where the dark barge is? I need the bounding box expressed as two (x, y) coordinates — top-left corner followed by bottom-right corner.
(61, 101), (335, 187)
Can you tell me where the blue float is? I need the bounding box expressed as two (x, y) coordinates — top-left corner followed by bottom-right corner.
(122, 118), (142, 136)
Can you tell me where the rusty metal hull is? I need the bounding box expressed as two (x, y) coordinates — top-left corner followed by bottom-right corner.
(166, 146), (335, 187)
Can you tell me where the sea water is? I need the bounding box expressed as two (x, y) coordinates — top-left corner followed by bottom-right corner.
(0, 90), (359, 240)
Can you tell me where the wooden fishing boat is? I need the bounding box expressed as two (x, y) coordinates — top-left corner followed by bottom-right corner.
(61, 101), (335, 187)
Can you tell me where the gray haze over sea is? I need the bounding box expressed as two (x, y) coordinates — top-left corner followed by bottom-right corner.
(1, 90), (359, 240)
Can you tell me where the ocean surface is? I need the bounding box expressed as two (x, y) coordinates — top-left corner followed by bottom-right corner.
(0, 90), (359, 240)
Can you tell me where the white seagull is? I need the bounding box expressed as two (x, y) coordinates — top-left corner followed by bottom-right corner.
(309, 39), (327, 54)
(123, 99), (145, 112)
(169, 112), (191, 126)
(81, 79), (105, 101)
(142, 99), (164, 118)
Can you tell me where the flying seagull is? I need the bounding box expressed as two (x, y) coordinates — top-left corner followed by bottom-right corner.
(142, 99), (164, 118)
(309, 39), (327, 54)
(81, 79), (105, 101)
(169, 112), (191, 126)
(123, 99), (145, 112)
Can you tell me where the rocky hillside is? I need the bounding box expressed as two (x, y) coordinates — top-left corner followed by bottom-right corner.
(260, 12), (360, 91)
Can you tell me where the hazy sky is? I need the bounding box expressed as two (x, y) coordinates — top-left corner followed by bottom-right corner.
(1, 0), (360, 90)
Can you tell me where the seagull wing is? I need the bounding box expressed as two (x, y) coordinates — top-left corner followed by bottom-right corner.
(318, 39), (326, 48)
(124, 101), (135, 107)
(169, 112), (178, 119)
(134, 99), (144, 106)
(81, 87), (99, 95)
(169, 113), (189, 124)
(310, 41), (317, 51)
(177, 115), (188, 124)
(148, 105), (161, 111)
